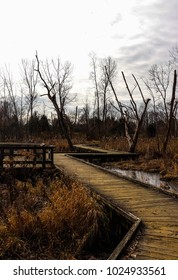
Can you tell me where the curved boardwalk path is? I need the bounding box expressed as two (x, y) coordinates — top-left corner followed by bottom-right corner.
(54, 153), (178, 260)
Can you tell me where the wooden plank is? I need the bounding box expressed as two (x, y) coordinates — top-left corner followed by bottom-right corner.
(139, 240), (178, 250)
(129, 202), (177, 209)
(136, 249), (178, 260)
(138, 248), (178, 258)
(139, 217), (178, 224)
(144, 228), (178, 237)
(147, 223), (178, 229)
(138, 235), (178, 244)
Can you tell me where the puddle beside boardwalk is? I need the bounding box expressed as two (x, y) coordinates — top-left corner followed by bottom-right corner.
(108, 168), (178, 194)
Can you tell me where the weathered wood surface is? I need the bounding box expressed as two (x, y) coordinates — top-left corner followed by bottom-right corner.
(54, 153), (178, 260)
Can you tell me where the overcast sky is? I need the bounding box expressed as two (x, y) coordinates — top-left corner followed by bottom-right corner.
(0, 0), (178, 107)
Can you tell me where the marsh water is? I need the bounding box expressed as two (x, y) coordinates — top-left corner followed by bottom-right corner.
(108, 168), (178, 194)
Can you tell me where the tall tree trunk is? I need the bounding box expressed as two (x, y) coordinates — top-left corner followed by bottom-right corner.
(52, 98), (74, 151)
(162, 70), (177, 154)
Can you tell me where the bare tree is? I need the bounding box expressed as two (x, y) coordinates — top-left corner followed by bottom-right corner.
(1, 67), (19, 120)
(145, 62), (173, 124)
(0, 67), (21, 138)
(143, 61), (178, 150)
(89, 53), (117, 136)
(100, 57), (117, 123)
(170, 45), (178, 67)
(21, 59), (38, 121)
(89, 52), (100, 131)
(35, 52), (74, 150)
(163, 70), (177, 153)
(81, 102), (91, 139)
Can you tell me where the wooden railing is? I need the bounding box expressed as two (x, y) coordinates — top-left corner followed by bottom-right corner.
(0, 143), (55, 168)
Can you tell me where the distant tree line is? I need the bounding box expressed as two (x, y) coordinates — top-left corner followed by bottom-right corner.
(0, 47), (177, 153)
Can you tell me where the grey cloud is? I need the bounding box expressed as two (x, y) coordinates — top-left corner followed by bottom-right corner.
(110, 13), (122, 26)
(111, 33), (125, 40)
(129, 33), (145, 42)
(116, 0), (178, 73)
(119, 43), (156, 63)
(131, 0), (178, 37)
(113, 41), (163, 78)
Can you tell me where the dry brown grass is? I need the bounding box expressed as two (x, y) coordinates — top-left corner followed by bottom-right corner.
(99, 137), (178, 179)
(100, 137), (129, 152)
(0, 169), (110, 259)
(44, 135), (87, 152)
(99, 136), (178, 155)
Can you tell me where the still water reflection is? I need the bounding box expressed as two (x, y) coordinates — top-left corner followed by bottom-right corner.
(109, 168), (178, 194)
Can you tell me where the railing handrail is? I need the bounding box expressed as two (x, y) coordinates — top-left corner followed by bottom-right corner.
(0, 143), (55, 148)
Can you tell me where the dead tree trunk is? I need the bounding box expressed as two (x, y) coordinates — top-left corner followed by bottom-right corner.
(129, 98), (150, 152)
(162, 70), (177, 154)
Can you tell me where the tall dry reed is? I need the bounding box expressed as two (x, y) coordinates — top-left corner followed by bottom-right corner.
(0, 169), (110, 259)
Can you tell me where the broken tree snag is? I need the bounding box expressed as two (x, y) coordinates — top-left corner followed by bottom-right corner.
(105, 67), (150, 153)
(122, 71), (150, 153)
(129, 98), (150, 153)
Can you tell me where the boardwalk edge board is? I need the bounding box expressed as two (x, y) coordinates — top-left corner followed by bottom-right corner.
(94, 194), (142, 260)
(108, 219), (141, 260)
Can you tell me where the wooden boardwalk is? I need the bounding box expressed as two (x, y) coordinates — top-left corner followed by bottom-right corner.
(74, 144), (138, 155)
(54, 153), (178, 260)
(74, 144), (126, 153)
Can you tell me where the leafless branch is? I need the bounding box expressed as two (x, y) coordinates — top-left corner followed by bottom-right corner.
(132, 74), (146, 104)
(105, 66), (124, 115)
(121, 71), (139, 120)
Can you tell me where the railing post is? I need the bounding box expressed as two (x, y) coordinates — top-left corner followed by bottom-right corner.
(50, 147), (54, 165)
(33, 147), (36, 167)
(0, 148), (4, 168)
(10, 148), (14, 167)
(42, 146), (46, 169)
